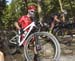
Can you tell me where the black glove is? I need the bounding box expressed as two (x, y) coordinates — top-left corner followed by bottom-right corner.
(20, 29), (24, 35)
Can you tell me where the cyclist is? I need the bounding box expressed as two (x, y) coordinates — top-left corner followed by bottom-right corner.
(14, 4), (37, 45)
(14, 5), (37, 31)
(42, 10), (67, 33)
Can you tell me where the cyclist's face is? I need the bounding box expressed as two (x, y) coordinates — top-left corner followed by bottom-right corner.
(28, 10), (35, 17)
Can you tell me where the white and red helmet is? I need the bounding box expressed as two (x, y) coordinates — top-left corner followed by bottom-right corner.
(28, 5), (37, 11)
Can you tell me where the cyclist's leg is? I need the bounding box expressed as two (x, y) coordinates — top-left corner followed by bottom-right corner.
(49, 22), (55, 33)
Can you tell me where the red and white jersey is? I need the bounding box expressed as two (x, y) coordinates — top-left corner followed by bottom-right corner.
(18, 15), (32, 29)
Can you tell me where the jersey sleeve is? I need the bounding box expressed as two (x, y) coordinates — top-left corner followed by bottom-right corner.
(18, 16), (24, 24)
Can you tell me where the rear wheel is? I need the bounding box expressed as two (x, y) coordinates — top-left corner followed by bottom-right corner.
(24, 32), (61, 61)
(4, 31), (18, 55)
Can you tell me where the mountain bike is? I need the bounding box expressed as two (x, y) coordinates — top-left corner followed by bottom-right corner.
(6, 20), (61, 61)
(53, 22), (73, 36)
(53, 22), (74, 45)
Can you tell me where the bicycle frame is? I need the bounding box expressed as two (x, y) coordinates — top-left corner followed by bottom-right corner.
(9, 22), (36, 46)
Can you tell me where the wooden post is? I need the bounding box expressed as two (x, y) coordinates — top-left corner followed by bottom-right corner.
(58, 0), (66, 22)
(37, 0), (42, 22)
(58, 0), (63, 12)
(68, 0), (73, 17)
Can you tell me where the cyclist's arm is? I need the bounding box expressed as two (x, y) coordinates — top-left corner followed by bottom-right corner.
(14, 16), (24, 30)
(14, 22), (21, 30)
(54, 15), (60, 22)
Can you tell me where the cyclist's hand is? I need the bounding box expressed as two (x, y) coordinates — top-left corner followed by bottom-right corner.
(20, 29), (24, 35)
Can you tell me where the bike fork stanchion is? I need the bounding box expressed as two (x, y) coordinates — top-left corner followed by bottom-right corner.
(34, 34), (41, 61)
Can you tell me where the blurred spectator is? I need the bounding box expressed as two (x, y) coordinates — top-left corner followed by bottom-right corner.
(0, 51), (4, 61)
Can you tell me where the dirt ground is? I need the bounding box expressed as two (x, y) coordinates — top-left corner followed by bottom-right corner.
(3, 36), (75, 61)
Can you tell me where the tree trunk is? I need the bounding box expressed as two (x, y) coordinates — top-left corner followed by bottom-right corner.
(58, 0), (63, 12)
(37, 1), (43, 22)
(68, 0), (73, 17)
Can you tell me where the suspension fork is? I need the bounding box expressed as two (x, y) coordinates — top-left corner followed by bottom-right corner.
(33, 34), (41, 61)
(34, 34), (38, 54)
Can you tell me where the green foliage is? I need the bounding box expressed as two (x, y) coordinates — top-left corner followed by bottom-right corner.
(0, 0), (75, 30)
(1, 0), (25, 29)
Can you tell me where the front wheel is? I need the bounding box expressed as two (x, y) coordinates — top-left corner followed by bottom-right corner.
(24, 32), (61, 61)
